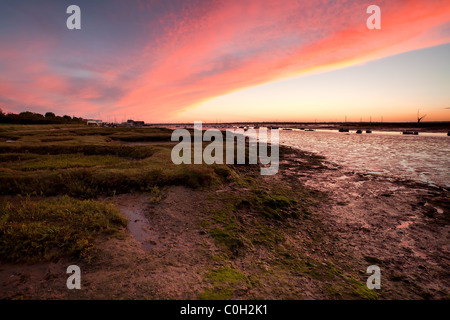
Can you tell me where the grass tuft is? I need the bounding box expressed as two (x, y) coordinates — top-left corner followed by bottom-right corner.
(0, 196), (126, 263)
(199, 267), (248, 300)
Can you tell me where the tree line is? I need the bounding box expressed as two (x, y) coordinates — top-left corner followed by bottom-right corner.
(0, 109), (85, 124)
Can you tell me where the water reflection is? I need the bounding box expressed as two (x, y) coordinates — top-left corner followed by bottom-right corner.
(279, 130), (450, 187)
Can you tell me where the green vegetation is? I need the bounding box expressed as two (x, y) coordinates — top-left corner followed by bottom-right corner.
(0, 196), (126, 263)
(0, 110), (85, 125)
(209, 226), (244, 256)
(0, 125), (233, 264)
(201, 174), (323, 260)
(0, 125), (232, 197)
(197, 163), (377, 300)
(199, 267), (249, 300)
(2, 153), (126, 171)
(109, 132), (172, 142)
(149, 185), (163, 203)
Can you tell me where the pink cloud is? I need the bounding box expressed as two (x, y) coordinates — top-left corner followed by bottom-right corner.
(115, 0), (450, 120)
(1, 0), (449, 121)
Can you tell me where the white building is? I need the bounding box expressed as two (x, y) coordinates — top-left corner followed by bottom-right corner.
(86, 119), (103, 126)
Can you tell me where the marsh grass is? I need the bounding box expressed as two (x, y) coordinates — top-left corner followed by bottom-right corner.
(0, 126), (234, 197)
(195, 164), (376, 299)
(199, 267), (249, 300)
(202, 174), (322, 260)
(109, 133), (172, 142)
(0, 195), (127, 263)
(0, 144), (156, 159)
(0, 125), (236, 264)
(2, 153), (126, 171)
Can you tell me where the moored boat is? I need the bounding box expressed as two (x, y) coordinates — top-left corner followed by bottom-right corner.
(402, 131), (419, 135)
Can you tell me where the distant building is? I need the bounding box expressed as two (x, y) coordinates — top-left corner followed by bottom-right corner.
(86, 119), (103, 126)
(126, 120), (145, 127)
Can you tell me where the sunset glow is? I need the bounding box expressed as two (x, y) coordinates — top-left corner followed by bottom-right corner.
(1, 0), (449, 122)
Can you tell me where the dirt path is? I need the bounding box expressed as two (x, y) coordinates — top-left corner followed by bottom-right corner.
(108, 188), (218, 299)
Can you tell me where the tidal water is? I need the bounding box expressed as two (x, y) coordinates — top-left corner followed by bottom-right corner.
(279, 130), (450, 188)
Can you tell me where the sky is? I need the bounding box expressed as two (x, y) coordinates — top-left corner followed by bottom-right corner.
(0, 0), (449, 123)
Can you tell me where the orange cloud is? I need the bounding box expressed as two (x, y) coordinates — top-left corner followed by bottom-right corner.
(114, 0), (450, 121)
(0, 0), (449, 121)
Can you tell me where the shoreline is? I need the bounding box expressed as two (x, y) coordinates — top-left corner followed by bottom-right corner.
(158, 122), (450, 134)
